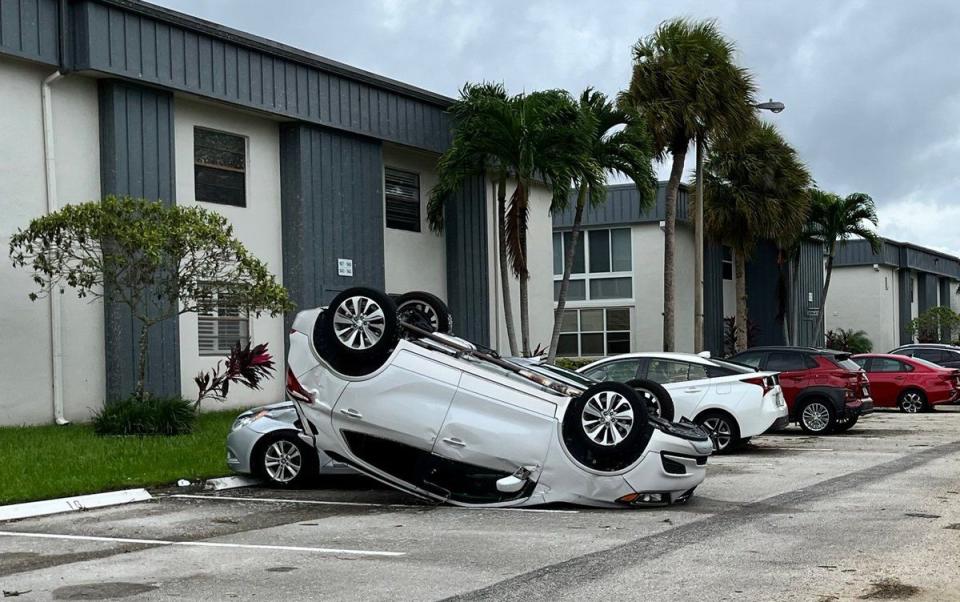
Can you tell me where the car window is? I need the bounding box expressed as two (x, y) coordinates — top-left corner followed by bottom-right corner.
(852, 357), (868, 369)
(687, 363), (709, 381)
(946, 351), (960, 362)
(731, 351), (763, 369)
(583, 360), (640, 383)
(870, 357), (907, 372)
(646, 359), (693, 384)
(915, 349), (944, 363)
(911, 357), (943, 370)
(766, 352), (808, 372)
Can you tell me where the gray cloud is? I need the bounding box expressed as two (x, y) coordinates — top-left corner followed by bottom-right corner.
(154, 0), (960, 254)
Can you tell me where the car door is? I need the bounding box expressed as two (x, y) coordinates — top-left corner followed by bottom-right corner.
(430, 371), (556, 502)
(862, 357), (906, 407)
(642, 358), (709, 420)
(763, 351), (810, 407)
(331, 348), (461, 471)
(580, 359), (642, 383)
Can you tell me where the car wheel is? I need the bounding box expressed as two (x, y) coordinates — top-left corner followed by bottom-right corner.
(314, 287), (399, 376)
(561, 382), (651, 472)
(898, 389), (926, 413)
(624, 379), (676, 421)
(395, 291), (451, 335)
(798, 399), (836, 435)
(254, 432), (317, 488)
(695, 411), (741, 454)
(834, 414), (859, 432)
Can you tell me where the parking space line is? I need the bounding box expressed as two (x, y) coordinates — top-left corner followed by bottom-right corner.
(168, 494), (579, 513)
(0, 530), (404, 557)
(759, 447), (835, 452)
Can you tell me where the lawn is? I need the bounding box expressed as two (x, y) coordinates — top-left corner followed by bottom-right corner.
(0, 409), (239, 505)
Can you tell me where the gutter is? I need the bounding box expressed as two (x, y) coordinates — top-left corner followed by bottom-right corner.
(42, 69), (69, 426)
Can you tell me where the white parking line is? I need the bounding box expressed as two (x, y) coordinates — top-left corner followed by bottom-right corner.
(168, 494), (579, 513)
(0, 530), (404, 557)
(756, 447), (835, 452)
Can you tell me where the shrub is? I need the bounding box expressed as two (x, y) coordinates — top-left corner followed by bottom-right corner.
(825, 328), (873, 354)
(908, 306), (960, 343)
(194, 341), (276, 412)
(554, 357), (596, 371)
(93, 396), (196, 436)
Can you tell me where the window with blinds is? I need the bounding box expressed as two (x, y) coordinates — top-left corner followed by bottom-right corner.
(198, 286), (249, 356)
(194, 127), (246, 207)
(385, 167), (421, 231)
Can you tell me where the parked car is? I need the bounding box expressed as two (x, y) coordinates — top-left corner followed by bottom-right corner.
(285, 287), (715, 508)
(228, 402), (353, 486)
(888, 344), (960, 370)
(575, 353), (787, 453)
(851, 354), (960, 412)
(726, 347), (874, 435)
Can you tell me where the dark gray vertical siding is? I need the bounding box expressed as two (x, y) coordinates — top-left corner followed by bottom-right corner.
(703, 242), (724, 355)
(553, 183), (689, 229)
(444, 174), (490, 346)
(793, 241), (824, 347)
(0, 0), (59, 64)
(917, 273), (937, 313)
(898, 246), (914, 345)
(939, 277), (953, 343)
(98, 79), (180, 401)
(280, 123), (385, 325)
(745, 242), (785, 346)
(72, 0), (449, 153)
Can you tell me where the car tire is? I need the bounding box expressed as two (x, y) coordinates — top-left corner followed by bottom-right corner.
(834, 414), (859, 432)
(395, 291), (452, 335)
(898, 389), (926, 413)
(624, 378), (676, 421)
(253, 431), (317, 488)
(695, 410), (741, 454)
(314, 287), (399, 376)
(561, 382), (651, 472)
(798, 399), (836, 435)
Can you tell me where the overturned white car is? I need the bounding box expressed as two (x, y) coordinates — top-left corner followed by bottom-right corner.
(284, 287), (714, 508)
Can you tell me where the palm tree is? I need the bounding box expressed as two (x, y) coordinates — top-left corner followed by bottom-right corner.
(429, 84), (592, 356)
(546, 89), (656, 363)
(702, 120), (811, 351)
(621, 18), (756, 351)
(807, 190), (882, 342)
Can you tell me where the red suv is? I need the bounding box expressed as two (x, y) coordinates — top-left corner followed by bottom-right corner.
(727, 347), (874, 435)
(852, 353), (960, 412)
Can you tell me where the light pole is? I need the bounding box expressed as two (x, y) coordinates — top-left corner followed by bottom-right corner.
(693, 99), (785, 353)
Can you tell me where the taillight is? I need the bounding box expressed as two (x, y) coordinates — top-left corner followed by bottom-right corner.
(286, 367), (315, 404)
(745, 376), (775, 396)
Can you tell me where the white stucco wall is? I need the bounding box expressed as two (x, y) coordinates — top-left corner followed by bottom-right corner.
(673, 224), (695, 352)
(382, 144), (447, 299)
(630, 223), (664, 351)
(0, 58), (103, 426)
(825, 265), (899, 352)
(173, 97), (285, 410)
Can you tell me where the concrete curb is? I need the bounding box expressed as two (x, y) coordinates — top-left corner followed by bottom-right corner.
(0, 488), (152, 522)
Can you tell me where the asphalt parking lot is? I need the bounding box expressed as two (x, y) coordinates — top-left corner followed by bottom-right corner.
(2, 409), (959, 601)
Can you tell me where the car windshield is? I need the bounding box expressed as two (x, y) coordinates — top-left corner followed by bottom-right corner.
(829, 355), (863, 371)
(911, 357), (945, 370)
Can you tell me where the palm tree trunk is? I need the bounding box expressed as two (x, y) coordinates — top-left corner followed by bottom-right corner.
(547, 185), (588, 363)
(662, 149), (686, 352)
(735, 251), (748, 352)
(813, 253), (835, 346)
(497, 175), (519, 356)
(519, 184), (531, 357)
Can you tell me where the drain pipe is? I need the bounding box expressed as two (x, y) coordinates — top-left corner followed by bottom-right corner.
(42, 70), (69, 425)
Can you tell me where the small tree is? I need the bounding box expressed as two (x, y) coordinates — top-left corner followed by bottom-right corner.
(824, 328), (873, 354)
(9, 196), (294, 401)
(908, 307), (960, 343)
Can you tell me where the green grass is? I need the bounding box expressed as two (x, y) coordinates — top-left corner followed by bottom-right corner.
(0, 409), (240, 505)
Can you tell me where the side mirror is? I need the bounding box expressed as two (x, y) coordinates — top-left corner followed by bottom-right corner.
(496, 475), (526, 493)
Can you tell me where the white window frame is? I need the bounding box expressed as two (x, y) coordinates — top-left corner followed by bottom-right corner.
(553, 228), (633, 306)
(198, 285), (251, 357)
(556, 307), (631, 358)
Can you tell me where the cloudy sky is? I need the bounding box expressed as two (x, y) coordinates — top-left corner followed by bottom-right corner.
(155, 0), (960, 255)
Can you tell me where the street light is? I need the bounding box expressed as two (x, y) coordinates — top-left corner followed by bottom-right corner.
(693, 98), (785, 352)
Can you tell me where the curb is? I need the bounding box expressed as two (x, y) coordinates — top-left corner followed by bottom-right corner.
(0, 488), (152, 522)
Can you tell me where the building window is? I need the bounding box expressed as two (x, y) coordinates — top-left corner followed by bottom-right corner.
(194, 127), (246, 207)
(722, 246), (733, 280)
(557, 307), (630, 357)
(384, 167), (421, 231)
(553, 228), (631, 302)
(198, 286), (249, 356)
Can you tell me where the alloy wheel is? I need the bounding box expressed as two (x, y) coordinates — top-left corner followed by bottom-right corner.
(581, 391), (634, 446)
(333, 295), (386, 350)
(633, 387), (663, 417)
(263, 440), (302, 483)
(900, 392), (923, 413)
(397, 300), (439, 331)
(701, 416), (732, 451)
(801, 402), (831, 433)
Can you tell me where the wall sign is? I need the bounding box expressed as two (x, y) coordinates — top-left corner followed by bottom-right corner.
(337, 258), (354, 277)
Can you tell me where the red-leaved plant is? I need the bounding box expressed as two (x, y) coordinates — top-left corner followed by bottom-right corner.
(194, 341), (276, 411)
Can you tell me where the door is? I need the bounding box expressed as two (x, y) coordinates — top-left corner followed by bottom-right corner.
(332, 349), (461, 471)
(430, 372), (555, 501)
(864, 356), (909, 407)
(764, 351), (810, 408)
(642, 358), (709, 420)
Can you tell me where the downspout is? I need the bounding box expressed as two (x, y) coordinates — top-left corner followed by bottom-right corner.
(42, 70), (69, 425)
